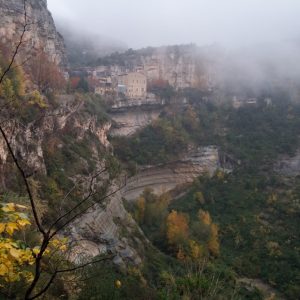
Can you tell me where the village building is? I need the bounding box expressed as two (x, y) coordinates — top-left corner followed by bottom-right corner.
(94, 76), (115, 96)
(118, 72), (147, 99)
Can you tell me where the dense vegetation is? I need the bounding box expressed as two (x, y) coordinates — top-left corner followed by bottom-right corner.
(112, 104), (203, 166)
(111, 94), (300, 299)
(1, 40), (300, 298)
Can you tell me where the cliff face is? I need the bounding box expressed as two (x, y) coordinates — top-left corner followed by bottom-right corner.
(0, 95), (108, 182)
(0, 95), (143, 266)
(0, 0), (142, 266)
(141, 46), (213, 90)
(123, 146), (222, 200)
(96, 45), (216, 91)
(68, 188), (143, 266)
(110, 109), (161, 137)
(0, 0), (67, 66)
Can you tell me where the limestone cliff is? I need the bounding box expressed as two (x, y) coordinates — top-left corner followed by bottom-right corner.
(96, 45), (217, 91)
(123, 146), (222, 200)
(110, 108), (161, 137)
(0, 95), (109, 182)
(0, 0), (67, 66)
(0, 95), (143, 266)
(141, 45), (214, 90)
(68, 188), (143, 266)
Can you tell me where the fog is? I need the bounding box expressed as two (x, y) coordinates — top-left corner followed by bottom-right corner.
(48, 0), (300, 98)
(48, 0), (300, 50)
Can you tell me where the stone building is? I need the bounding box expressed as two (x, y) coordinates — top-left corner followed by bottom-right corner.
(118, 72), (147, 99)
(95, 77), (115, 96)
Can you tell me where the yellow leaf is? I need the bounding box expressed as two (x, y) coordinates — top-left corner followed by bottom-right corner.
(0, 223), (5, 234)
(7, 271), (20, 282)
(2, 203), (16, 212)
(9, 248), (21, 259)
(59, 245), (67, 252)
(17, 219), (31, 227)
(6, 223), (19, 236)
(115, 280), (122, 289)
(23, 271), (34, 282)
(0, 242), (12, 249)
(22, 251), (34, 264)
(32, 247), (40, 255)
(0, 264), (8, 276)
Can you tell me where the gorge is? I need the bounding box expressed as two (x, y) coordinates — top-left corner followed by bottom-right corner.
(0, 1), (299, 299)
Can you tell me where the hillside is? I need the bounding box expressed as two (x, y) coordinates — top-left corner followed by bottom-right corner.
(0, 1), (299, 299)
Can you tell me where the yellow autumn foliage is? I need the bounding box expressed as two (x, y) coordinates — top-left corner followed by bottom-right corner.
(198, 209), (212, 226)
(0, 203), (68, 283)
(0, 203), (34, 283)
(166, 210), (189, 246)
(28, 90), (48, 108)
(208, 223), (220, 257)
(189, 240), (204, 260)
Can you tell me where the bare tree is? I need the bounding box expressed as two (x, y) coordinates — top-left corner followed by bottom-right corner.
(0, 1), (123, 299)
(30, 49), (66, 93)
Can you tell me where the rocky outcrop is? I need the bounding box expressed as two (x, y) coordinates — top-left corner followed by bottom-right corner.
(275, 150), (300, 176)
(0, 120), (47, 174)
(141, 45), (211, 90)
(109, 108), (161, 136)
(123, 146), (221, 200)
(68, 189), (143, 266)
(68, 146), (223, 263)
(96, 45), (216, 91)
(0, 96), (111, 175)
(0, 92), (229, 267)
(0, 94), (143, 266)
(0, 0), (67, 66)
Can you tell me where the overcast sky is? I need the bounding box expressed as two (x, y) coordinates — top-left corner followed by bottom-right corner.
(48, 0), (300, 49)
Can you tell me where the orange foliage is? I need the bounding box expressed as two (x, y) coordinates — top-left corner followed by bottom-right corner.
(189, 240), (204, 260)
(30, 50), (65, 93)
(198, 209), (212, 226)
(166, 210), (189, 246)
(208, 223), (220, 257)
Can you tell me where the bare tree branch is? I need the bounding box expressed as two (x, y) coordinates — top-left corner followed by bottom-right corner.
(0, 0), (28, 85)
(0, 126), (45, 235)
(49, 181), (125, 239)
(48, 168), (108, 232)
(0, 1), (122, 298)
(28, 255), (114, 300)
(57, 255), (114, 274)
